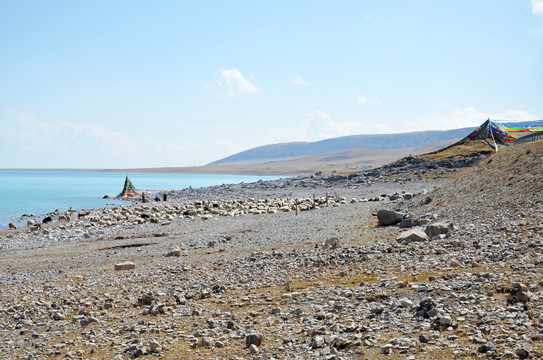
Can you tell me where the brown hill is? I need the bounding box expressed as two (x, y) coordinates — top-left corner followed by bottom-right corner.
(417, 139), (497, 161)
(417, 141), (543, 218)
(102, 139), (459, 175)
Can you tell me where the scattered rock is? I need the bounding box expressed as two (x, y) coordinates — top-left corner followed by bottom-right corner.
(311, 335), (325, 349)
(202, 337), (213, 347)
(508, 283), (531, 304)
(381, 343), (393, 355)
(397, 229), (429, 244)
(323, 237), (340, 250)
(114, 261), (136, 271)
(478, 342), (497, 354)
(166, 248), (181, 257)
(246, 334), (264, 347)
(515, 348), (530, 359)
(52, 311), (65, 321)
(149, 340), (161, 353)
(399, 218), (417, 228)
(0, 146), (539, 360)
(439, 315), (453, 326)
(419, 334), (430, 344)
(414, 299), (438, 319)
(425, 222), (453, 238)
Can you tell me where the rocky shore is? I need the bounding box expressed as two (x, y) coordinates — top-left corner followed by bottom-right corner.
(1, 142), (542, 359)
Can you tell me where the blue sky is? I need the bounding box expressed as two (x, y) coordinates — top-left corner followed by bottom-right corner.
(1, 0), (542, 168)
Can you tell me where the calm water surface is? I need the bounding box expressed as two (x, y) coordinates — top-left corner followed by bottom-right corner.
(0, 171), (281, 228)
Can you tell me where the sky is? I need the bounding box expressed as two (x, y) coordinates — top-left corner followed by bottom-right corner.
(1, 0), (542, 169)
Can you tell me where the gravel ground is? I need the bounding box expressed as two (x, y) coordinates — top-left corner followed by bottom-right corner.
(1, 142), (542, 359)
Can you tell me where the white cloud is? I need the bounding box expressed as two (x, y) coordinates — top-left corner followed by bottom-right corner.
(356, 95), (382, 105)
(289, 75), (308, 86)
(0, 114), (193, 168)
(210, 69), (260, 97)
(409, 106), (541, 131)
(532, 0), (543, 16)
(267, 110), (393, 142)
(493, 109), (541, 121)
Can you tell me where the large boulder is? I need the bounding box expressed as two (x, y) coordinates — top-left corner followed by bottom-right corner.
(397, 229), (429, 244)
(425, 222), (454, 238)
(377, 209), (405, 226)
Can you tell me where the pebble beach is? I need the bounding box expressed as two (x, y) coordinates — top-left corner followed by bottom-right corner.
(1, 142), (542, 360)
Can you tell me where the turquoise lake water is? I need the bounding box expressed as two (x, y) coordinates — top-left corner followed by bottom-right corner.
(0, 171), (281, 229)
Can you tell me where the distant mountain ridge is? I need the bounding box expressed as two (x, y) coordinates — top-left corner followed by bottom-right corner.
(208, 127), (475, 165)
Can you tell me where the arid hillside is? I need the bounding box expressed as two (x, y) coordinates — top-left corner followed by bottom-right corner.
(102, 139), (459, 176)
(418, 141), (543, 216)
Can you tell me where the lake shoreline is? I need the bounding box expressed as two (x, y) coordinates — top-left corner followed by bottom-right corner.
(0, 172), (285, 229)
(2, 142), (540, 358)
